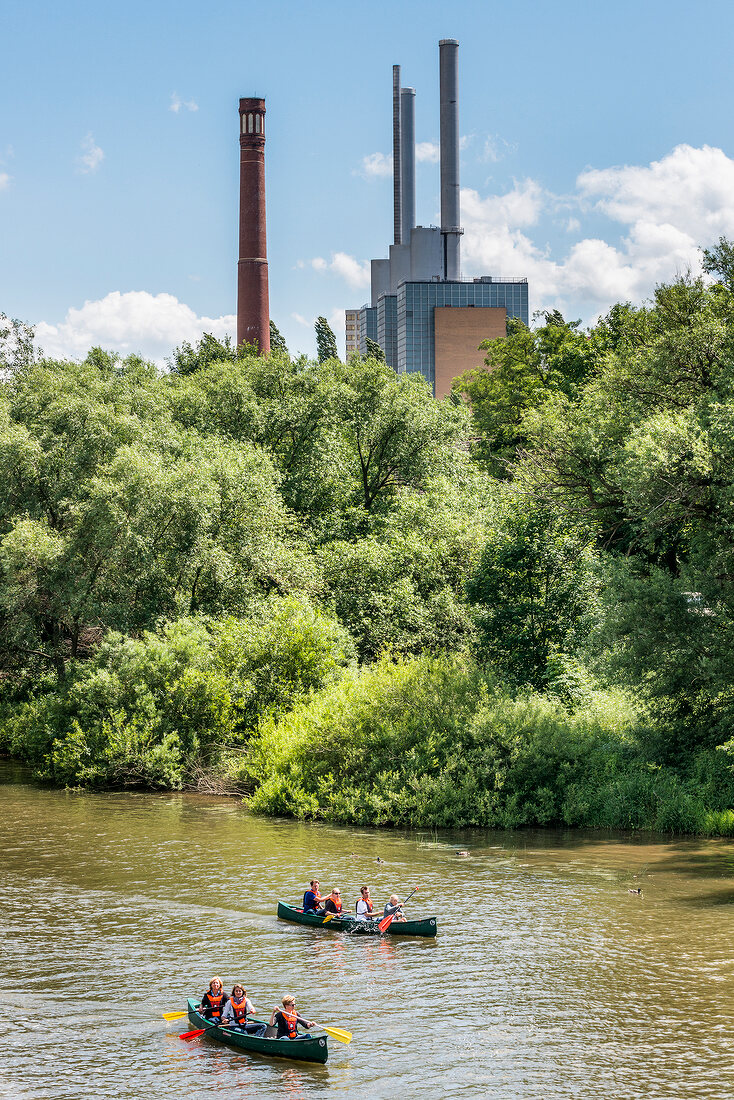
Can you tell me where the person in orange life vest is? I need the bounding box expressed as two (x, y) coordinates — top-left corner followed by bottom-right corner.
(269, 995), (315, 1040)
(199, 977), (229, 1021)
(221, 984), (266, 1036)
(355, 885), (375, 920)
(303, 879), (327, 913)
(322, 888), (343, 915)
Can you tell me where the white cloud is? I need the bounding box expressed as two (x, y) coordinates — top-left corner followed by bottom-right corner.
(170, 92), (198, 114)
(360, 139), (464, 174)
(291, 312), (310, 327)
(77, 133), (104, 174)
(359, 152), (392, 178)
(481, 135), (515, 163)
(461, 143), (734, 322)
(0, 172), (10, 191)
(309, 251), (370, 289)
(416, 141), (439, 163)
(328, 308), (345, 337)
(35, 291), (234, 366)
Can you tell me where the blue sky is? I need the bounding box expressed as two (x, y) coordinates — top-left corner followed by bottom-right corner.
(4, 0), (734, 362)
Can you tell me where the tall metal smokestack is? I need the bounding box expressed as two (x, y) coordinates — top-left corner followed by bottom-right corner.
(392, 65), (402, 245)
(400, 87), (416, 243)
(439, 39), (462, 280)
(237, 97), (270, 354)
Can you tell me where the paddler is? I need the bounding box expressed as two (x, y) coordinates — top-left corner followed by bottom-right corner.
(355, 885), (375, 920)
(269, 995), (316, 1040)
(221, 984), (266, 1036)
(303, 878), (327, 913)
(383, 894), (407, 922)
(198, 976), (229, 1021)
(322, 888), (343, 915)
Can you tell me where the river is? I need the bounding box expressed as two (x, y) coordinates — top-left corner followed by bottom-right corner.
(1, 768), (733, 1098)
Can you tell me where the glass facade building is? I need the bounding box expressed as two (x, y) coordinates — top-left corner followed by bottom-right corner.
(397, 279), (528, 387)
(357, 306), (377, 356)
(377, 294), (398, 369)
(355, 277), (528, 392)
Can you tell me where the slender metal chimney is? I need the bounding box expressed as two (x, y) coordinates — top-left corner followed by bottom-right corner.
(439, 39), (462, 280)
(400, 87), (416, 244)
(237, 97), (270, 354)
(392, 65), (402, 245)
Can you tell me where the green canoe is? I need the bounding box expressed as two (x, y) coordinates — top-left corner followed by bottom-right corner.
(277, 901), (438, 937)
(185, 998), (329, 1064)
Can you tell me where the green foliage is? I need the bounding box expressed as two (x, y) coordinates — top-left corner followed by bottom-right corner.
(514, 268), (734, 754)
(365, 337), (385, 362)
(0, 353), (319, 680)
(1, 599), (352, 788)
(315, 316), (338, 363)
(701, 235), (734, 292)
(453, 314), (596, 475)
(169, 332), (241, 374)
(318, 475), (486, 659)
(0, 311), (35, 371)
(241, 651), (734, 832)
(331, 357), (468, 512)
(269, 320), (288, 355)
(467, 495), (599, 688)
(8, 257), (734, 835)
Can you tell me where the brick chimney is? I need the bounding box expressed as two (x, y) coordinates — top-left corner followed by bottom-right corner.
(237, 97), (270, 354)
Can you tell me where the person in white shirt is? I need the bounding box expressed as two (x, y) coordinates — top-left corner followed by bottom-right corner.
(355, 885), (376, 920)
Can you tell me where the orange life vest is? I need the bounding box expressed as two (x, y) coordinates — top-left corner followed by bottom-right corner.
(203, 991), (225, 1019)
(327, 898), (342, 914)
(356, 897), (374, 914)
(230, 996), (248, 1025)
(281, 1009), (299, 1039)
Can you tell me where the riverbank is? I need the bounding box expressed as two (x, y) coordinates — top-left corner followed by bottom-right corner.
(5, 651), (734, 837)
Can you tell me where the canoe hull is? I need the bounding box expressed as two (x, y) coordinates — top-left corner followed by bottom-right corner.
(185, 999), (329, 1064)
(277, 901), (437, 937)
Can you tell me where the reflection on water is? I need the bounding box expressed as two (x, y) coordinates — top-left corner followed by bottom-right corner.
(1, 768), (734, 1098)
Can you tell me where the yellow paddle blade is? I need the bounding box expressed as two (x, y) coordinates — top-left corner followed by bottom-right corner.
(162, 1010), (189, 1021)
(322, 913), (335, 923)
(320, 1024), (352, 1044)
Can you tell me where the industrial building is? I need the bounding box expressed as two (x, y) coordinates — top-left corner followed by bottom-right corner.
(237, 97), (270, 355)
(347, 40), (528, 397)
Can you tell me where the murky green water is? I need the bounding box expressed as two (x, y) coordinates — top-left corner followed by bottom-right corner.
(1, 767), (734, 1098)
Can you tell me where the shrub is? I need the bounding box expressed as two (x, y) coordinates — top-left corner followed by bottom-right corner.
(2, 599), (352, 788)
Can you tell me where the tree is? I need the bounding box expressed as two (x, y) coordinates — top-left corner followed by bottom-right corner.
(466, 496), (598, 689)
(269, 320), (289, 356)
(169, 332), (240, 374)
(452, 315), (596, 476)
(365, 337), (385, 362)
(0, 354), (316, 680)
(0, 312), (35, 371)
(315, 317), (338, 363)
(332, 358), (468, 512)
(701, 236), (734, 293)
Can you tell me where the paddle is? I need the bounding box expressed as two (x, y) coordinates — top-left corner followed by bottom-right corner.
(181, 1018), (352, 1044)
(277, 1009), (352, 1045)
(180, 1022), (241, 1040)
(311, 1022), (352, 1044)
(378, 887), (418, 933)
(162, 1010), (189, 1021)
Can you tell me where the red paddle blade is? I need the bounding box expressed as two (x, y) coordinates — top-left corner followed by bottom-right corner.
(179, 1027), (207, 1040)
(378, 913), (393, 932)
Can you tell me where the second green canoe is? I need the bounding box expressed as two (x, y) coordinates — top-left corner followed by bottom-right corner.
(277, 901), (438, 937)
